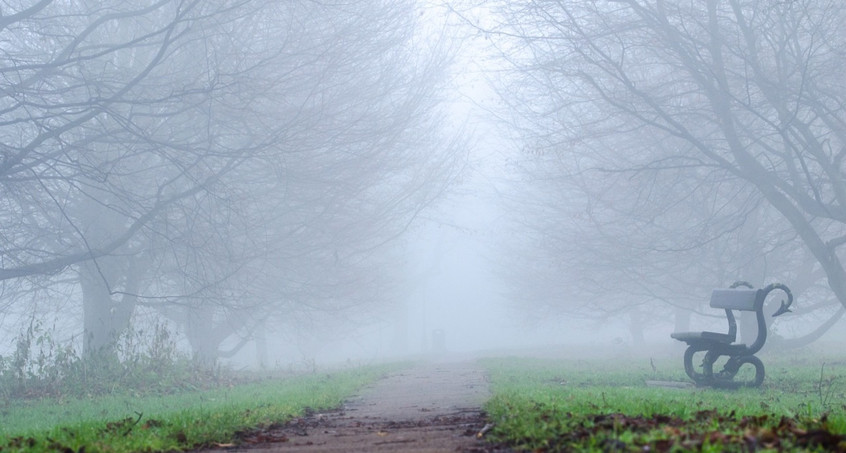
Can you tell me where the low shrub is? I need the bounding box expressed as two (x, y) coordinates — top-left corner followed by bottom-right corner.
(0, 319), (230, 400)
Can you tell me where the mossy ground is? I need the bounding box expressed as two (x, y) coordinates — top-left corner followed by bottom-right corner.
(0, 365), (395, 452)
(481, 353), (846, 452)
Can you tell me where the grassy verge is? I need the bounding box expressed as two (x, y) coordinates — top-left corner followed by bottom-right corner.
(1, 364), (396, 452)
(481, 354), (846, 452)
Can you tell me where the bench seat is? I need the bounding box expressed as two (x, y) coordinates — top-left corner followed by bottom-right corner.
(670, 330), (734, 344)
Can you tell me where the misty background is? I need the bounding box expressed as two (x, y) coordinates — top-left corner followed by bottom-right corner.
(1, 0), (845, 378)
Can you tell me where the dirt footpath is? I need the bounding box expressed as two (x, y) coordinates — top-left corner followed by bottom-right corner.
(211, 360), (504, 452)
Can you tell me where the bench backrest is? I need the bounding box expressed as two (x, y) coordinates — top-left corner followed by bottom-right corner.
(710, 288), (760, 311)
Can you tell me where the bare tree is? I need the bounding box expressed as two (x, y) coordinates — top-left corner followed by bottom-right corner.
(0, 0), (465, 359)
(0, 0), (270, 355)
(486, 0), (846, 338)
(151, 0), (464, 363)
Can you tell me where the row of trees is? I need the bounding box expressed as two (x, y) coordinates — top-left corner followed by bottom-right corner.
(485, 0), (845, 344)
(0, 0), (464, 363)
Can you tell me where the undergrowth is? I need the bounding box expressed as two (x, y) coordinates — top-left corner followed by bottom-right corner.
(0, 319), (230, 401)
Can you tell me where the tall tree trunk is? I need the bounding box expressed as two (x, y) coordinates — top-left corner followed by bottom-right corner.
(628, 311), (645, 346)
(255, 319), (268, 369)
(80, 260), (134, 357)
(185, 307), (238, 365)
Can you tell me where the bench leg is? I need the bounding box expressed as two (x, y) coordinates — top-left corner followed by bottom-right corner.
(683, 347), (766, 388)
(704, 355), (765, 388)
(682, 346), (712, 385)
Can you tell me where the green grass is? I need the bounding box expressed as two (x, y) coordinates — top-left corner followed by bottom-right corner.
(0, 364), (396, 452)
(481, 354), (846, 452)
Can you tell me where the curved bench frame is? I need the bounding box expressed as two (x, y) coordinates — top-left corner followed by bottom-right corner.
(670, 282), (793, 388)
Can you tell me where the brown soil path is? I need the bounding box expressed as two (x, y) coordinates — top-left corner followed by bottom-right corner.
(206, 359), (506, 452)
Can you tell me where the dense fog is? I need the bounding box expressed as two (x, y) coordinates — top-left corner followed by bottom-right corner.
(1, 0), (845, 385)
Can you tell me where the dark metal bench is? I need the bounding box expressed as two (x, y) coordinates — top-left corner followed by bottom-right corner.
(671, 282), (793, 388)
